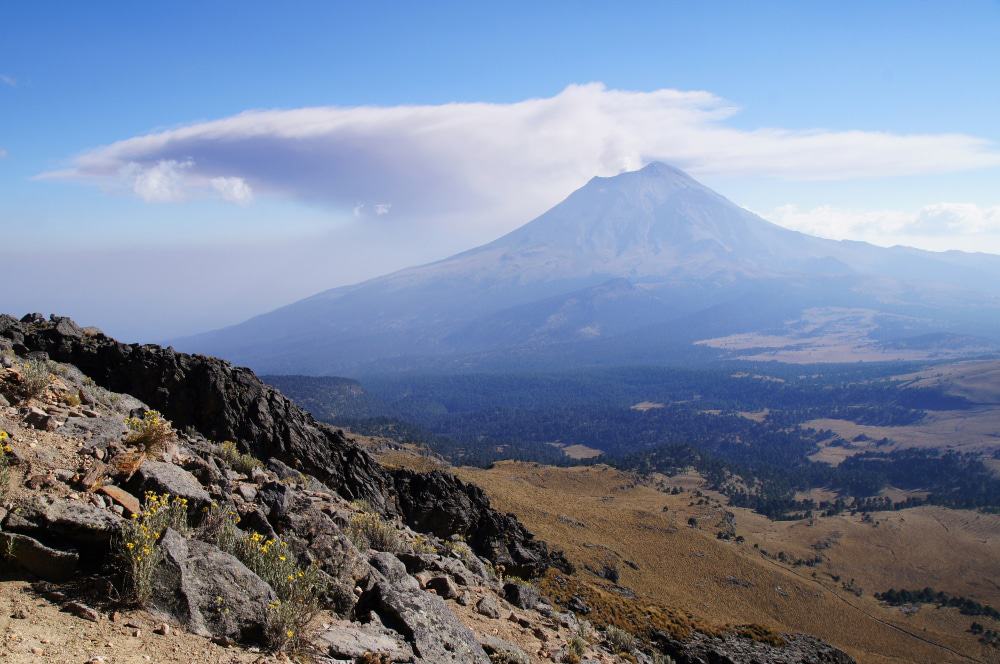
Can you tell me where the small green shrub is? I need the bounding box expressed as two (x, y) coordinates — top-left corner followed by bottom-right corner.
(116, 492), (190, 606)
(410, 533), (437, 554)
(0, 431), (14, 503)
(444, 538), (477, 567)
(203, 503), (327, 653)
(564, 634), (587, 662)
(61, 390), (81, 407)
(348, 511), (403, 553)
(489, 650), (530, 664)
(124, 410), (175, 457)
(219, 440), (263, 474)
(604, 625), (637, 654)
(18, 359), (50, 401)
(349, 498), (374, 512)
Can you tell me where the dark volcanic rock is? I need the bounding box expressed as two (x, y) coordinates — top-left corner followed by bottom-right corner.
(315, 622), (413, 662)
(1, 314), (394, 512)
(125, 461), (211, 511)
(357, 552), (490, 663)
(475, 595), (501, 619)
(1, 314), (569, 578)
(660, 631), (856, 664)
(503, 581), (540, 610)
(393, 469), (572, 578)
(5, 497), (121, 552)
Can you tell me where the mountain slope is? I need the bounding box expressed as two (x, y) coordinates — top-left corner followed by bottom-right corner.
(176, 163), (1000, 374)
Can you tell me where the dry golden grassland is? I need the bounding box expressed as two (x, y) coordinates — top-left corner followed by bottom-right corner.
(559, 443), (604, 459)
(454, 462), (1000, 664)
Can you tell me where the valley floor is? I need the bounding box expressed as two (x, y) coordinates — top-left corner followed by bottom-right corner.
(448, 461), (1000, 664)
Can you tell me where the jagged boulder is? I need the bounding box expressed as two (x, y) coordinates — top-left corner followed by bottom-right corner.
(0, 314), (396, 512)
(503, 581), (540, 610)
(393, 469), (572, 578)
(126, 461), (211, 511)
(152, 529), (276, 644)
(315, 622), (414, 662)
(396, 552), (483, 587)
(4, 497), (121, 551)
(480, 635), (530, 664)
(475, 595), (502, 619)
(356, 552), (490, 663)
(659, 631), (856, 664)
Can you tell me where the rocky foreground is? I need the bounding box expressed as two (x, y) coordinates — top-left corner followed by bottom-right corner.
(0, 313), (854, 664)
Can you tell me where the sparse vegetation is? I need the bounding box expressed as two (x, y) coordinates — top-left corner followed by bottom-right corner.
(203, 502), (328, 652)
(18, 358), (50, 401)
(604, 624), (637, 654)
(116, 491), (190, 606)
(443, 537), (478, 567)
(219, 440), (263, 474)
(348, 510), (404, 553)
(410, 532), (437, 554)
(124, 409), (175, 457)
(0, 431), (13, 503)
(564, 634), (586, 663)
(488, 650), (530, 664)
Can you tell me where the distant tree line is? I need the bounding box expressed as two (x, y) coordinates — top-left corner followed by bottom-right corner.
(876, 588), (1000, 621)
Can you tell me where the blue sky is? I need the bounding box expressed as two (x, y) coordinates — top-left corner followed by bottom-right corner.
(2, 1), (1000, 340)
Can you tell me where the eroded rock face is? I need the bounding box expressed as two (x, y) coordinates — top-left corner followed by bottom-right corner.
(152, 529), (276, 645)
(315, 621), (413, 662)
(1, 314), (569, 577)
(4, 496), (121, 555)
(125, 461), (211, 511)
(660, 631), (856, 664)
(392, 469), (572, 578)
(357, 552), (490, 663)
(503, 581), (540, 610)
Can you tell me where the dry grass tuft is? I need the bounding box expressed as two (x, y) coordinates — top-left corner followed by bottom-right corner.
(202, 503), (327, 653)
(348, 511), (404, 553)
(18, 358), (50, 401)
(0, 431), (14, 503)
(115, 492), (190, 606)
(218, 440), (263, 475)
(124, 410), (175, 458)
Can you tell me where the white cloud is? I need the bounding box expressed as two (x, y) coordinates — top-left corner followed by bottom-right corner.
(0, 74), (15, 87)
(764, 202), (1000, 253)
(46, 83), (1000, 231)
(374, 202), (391, 216)
(210, 176), (253, 205)
(0, 148), (7, 158)
(127, 159), (193, 203)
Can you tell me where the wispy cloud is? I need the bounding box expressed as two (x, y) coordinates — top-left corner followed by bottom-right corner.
(45, 83), (1000, 230)
(765, 202), (1000, 252)
(0, 74), (15, 87)
(210, 176), (254, 205)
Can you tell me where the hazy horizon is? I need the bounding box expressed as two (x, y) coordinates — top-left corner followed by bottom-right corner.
(3, 2), (1000, 340)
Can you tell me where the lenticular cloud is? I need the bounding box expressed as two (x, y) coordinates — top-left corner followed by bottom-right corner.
(46, 83), (1000, 223)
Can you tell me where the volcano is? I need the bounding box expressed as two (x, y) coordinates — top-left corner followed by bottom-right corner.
(175, 163), (1000, 373)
